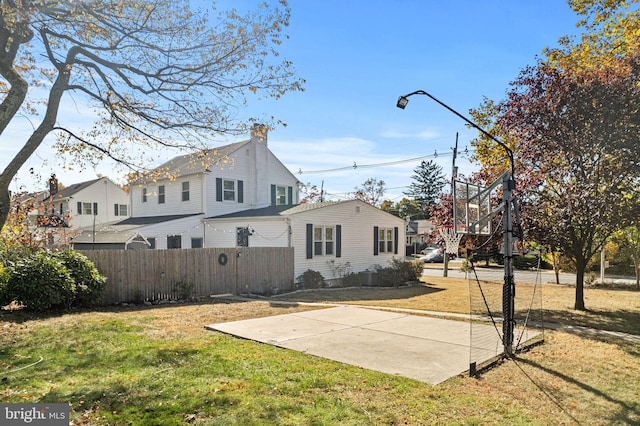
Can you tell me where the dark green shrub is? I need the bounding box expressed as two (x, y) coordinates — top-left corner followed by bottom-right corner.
(53, 250), (107, 307)
(342, 271), (363, 287)
(1, 251), (75, 311)
(296, 269), (325, 289)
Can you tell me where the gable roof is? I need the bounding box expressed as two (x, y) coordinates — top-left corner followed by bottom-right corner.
(206, 205), (294, 220)
(128, 140), (251, 184)
(205, 200), (403, 221)
(48, 178), (102, 201)
(115, 213), (202, 226)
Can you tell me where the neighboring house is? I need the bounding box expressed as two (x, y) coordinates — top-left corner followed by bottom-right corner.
(203, 200), (406, 281)
(15, 175), (130, 248)
(119, 123), (300, 249)
(43, 175), (130, 229)
(406, 219), (436, 254)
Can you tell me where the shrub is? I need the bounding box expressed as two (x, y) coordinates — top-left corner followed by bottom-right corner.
(0, 251), (75, 311)
(388, 257), (422, 282)
(296, 269), (325, 290)
(53, 250), (107, 307)
(342, 271), (363, 287)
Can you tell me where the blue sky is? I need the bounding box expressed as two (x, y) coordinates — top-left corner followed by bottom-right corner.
(4, 0), (583, 202)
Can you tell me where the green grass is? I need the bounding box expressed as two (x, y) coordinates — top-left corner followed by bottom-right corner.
(1, 288), (639, 425)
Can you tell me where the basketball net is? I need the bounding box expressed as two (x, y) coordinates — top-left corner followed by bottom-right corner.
(439, 226), (462, 255)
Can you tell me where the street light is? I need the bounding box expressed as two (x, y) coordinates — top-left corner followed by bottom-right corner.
(397, 89), (518, 357)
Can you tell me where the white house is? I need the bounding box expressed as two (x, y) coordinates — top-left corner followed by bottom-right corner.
(120, 124), (300, 249)
(33, 176), (130, 248)
(84, 124), (406, 282)
(203, 200), (406, 280)
(43, 176), (130, 229)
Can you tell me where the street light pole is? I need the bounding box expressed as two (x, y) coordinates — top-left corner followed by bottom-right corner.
(397, 89), (517, 357)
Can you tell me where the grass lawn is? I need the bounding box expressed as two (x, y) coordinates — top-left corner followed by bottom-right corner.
(1, 277), (639, 425)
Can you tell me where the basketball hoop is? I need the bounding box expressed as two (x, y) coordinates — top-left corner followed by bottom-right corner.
(439, 225), (463, 255)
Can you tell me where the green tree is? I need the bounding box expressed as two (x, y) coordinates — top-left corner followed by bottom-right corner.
(0, 0), (304, 229)
(611, 226), (640, 289)
(404, 160), (446, 217)
(497, 57), (640, 310)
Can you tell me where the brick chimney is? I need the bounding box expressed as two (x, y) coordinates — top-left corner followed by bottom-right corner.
(250, 123), (268, 146)
(48, 174), (59, 197)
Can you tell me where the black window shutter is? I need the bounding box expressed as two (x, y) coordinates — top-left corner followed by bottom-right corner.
(394, 227), (399, 254)
(336, 225), (342, 258)
(238, 180), (244, 203)
(114, 204), (118, 216)
(306, 223), (313, 259)
(373, 226), (379, 255)
(216, 178), (222, 202)
(77, 202), (82, 214)
(288, 186), (293, 205)
(93, 203), (98, 215)
(271, 184), (276, 206)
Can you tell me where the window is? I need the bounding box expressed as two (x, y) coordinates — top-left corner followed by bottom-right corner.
(191, 237), (203, 248)
(182, 182), (190, 202)
(82, 202), (93, 215)
(378, 228), (394, 253)
(142, 188), (148, 203)
(158, 185), (165, 204)
(276, 185), (287, 205)
(223, 180), (235, 201)
(167, 235), (181, 249)
(314, 226), (334, 256)
(148, 238), (156, 249)
(236, 227), (250, 247)
(114, 204), (128, 216)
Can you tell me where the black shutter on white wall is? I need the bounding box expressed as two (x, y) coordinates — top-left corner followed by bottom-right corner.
(216, 178), (222, 202)
(336, 225), (342, 258)
(394, 227), (399, 254)
(306, 224), (313, 259)
(373, 226), (379, 255)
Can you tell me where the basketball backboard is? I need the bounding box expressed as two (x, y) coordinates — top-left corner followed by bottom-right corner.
(453, 179), (497, 235)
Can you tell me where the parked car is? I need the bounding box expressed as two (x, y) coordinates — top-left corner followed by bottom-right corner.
(420, 246), (440, 255)
(420, 251), (444, 263)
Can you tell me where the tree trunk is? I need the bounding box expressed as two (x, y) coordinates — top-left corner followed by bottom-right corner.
(633, 252), (640, 290)
(575, 259), (587, 311)
(551, 250), (561, 284)
(0, 186), (9, 231)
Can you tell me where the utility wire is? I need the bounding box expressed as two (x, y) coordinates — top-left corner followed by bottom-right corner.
(297, 148), (470, 175)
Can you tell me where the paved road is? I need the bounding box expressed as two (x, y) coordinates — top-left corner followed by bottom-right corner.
(422, 262), (638, 286)
(422, 262), (576, 284)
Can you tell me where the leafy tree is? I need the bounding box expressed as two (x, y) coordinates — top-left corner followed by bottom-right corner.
(299, 182), (322, 204)
(404, 160), (447, 217)
(545, 0), (640, 72)
(353, 178), (385, 207)
(0, 0), (304, 229)
(610, 226), (640, 289)
(379, 198), (424, 220)
(496, 57), (640, 310)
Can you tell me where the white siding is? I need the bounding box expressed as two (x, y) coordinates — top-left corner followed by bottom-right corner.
(203, 217), (290, 248)
(136, 215), (205, 249)
(288, 201), (406, 280)
(130, 175), (204, 217)
(67, 178), (129, 229)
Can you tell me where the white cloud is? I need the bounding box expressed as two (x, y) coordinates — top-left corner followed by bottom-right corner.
(380, 128), (441, 140)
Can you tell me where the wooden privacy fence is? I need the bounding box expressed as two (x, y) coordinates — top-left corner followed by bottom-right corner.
(80, 247), (295, 305)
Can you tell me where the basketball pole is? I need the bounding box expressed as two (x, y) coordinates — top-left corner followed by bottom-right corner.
(397, 90), (517, 357)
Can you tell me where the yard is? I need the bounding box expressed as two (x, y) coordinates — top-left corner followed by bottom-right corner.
(1, 277), (639, 425)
